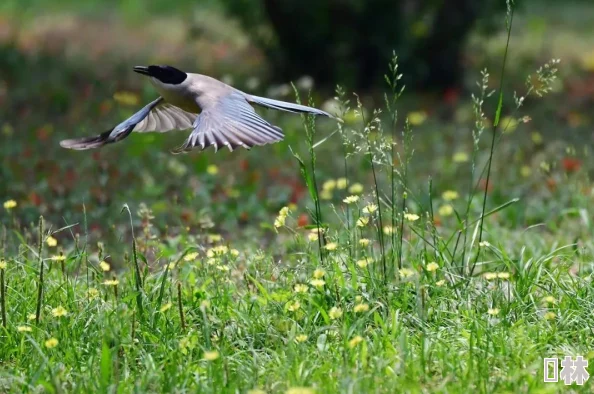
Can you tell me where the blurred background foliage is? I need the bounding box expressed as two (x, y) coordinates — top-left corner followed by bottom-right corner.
(1, 0), (594, 246)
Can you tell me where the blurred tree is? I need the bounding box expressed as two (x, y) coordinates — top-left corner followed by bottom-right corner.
(222, 0), (505, 91)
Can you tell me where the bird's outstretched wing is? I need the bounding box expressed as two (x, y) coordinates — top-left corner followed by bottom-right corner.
(172, 93), (284, 154)
(247, 94), (336, 118)
(60, 97), (196, 150)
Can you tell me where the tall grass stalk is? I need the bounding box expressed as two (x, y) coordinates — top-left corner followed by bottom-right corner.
(122, 204), (144, 320)
(35, 216), (44, 324)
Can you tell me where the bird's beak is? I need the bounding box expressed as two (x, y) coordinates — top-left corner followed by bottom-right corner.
(133, 66), (150, 76)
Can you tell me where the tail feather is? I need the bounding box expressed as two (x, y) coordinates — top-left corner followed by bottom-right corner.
(60, 125), (134, 150)
(247, 94), (337, 119)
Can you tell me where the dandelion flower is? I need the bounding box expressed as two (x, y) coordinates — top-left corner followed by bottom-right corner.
(99, 261), (110, 271)
(442, 190), (459, 201)
(46, 236), (58, 247)
(358, 238), (370, 247)
(295, 334), (308, 343)
(362, 204), (378, 214)
(310, 279), (325, 288)
(356, 217), (369, 227)
(313, 269), (325, 279)
(487, 308), (500, 316)
(483, 272), (497, 280)
(544, 312), (556, 320)
(348, 183), (364, 194)
(294, 284), (309, 293)
(426, 262), (439, 272)
(17, 326), (32, 332)
(159, 303), (173, 312)
(184, 252), (199, 261)
(45, 338), (59, 349)
(356, 258), (371, 268)
(438, 205), (453, 217)
(308, 232), (319, 242)
(103, 279), (119, 286)
(497, 272), (510, 280)
(343, 195), (359, 204)
(453, 152), (469, 163)
(3, 199), (17, 210)
(203, 350), (220, 361)
(51, 306), (68, 318)
(230, 249), (240, 257)
(353, 303), (369, 313)
(399, 268), (415, 278)
(383, 225), (395, 235)
(436, 279), (446, 287)
(206, 258), (216, 265)
(0, 260), (6, 270)
(336, 178), (348, 190)
(324, 242), (338, 251)
(348, 335), (364, 348)
(206, 165), (219, 175)
(322, 179), (337, 191)
(328, 306), (343, 320)
(404, 213), (420, 222)
(287, 301), (301, 312)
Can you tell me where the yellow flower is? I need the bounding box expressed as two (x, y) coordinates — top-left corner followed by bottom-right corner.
(408, 109), (428, 125)
(313, 269), (325, 279)
(45, 338), (59, 349)
(322, 179), (337, 191)
(362, 204), (378, 214)
(479, 241), (490, 248)
(203, 350), (220, 361)
(103, 279), (119, 286)
(184, 252), (199, 261)
(324, 242), (338, 251)
(426, 262), (439, 272)
(113, 91), (139, 106)
(320, 190), (333, 200)
(497, 272), (510, 280)
(483, 272), (497, 280)
(279, 206), (290, 217)
(336, 178), (348, 190)
(209, 245), (229, 256)
(230, 249), (240, 257)
(294, 284), (309, 293)
(207, 234), (222, 243)
(501, 116), (518, 133)
(348, 335), (364, 349)
(206, 258), (216, 265)
(216, 265), (230, 272)
(358, 238), (370, 247)
(50, 255), (66, 262)
(206, 165), (219, 175)
(27, 314), (36, 321)
(453, 152), (469, 163)
(328, 306), (343, 320)
(356, 258), (371, 268)
(436, 279), (446, 287)
(248, 390), (267, 394)
(353, 303), (369, 313)
(167, 262), (176, 270)
(531, 131), (543, 144)
(383, 225), (395, 235)
(356, 217), (369, 227)
(343, 195), (359, 204)
(159, 302), (172, 312)
(285, 388), (315, 394)
(0, 260), (6, 270)
(404, 213), (420, 222)
(287, 300), (301, 312)
(442, 190), (459, 201)
(438, 204), (453, 217)
(307, 232), (319, 242)
(51, 306), (68, 318)
(87, 288), (99, 298)
(274, 215), (287, 228)
(295, 334), (308, 343)
(99, 261), (110, 271)
(17, 326), (32, 332)
(520, 166), (532, 177)
(3, 199), (17, 210)
(487, 308), (500, 316)
(310, 279), (325, 288)
(399, 268), (415, 278)
(544, 312), (556, 320)
(543, 296), (556, 304)
(348, 183), (364, 194)
(46, 236), (58, 247)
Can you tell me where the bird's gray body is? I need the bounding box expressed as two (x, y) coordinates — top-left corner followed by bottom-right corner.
(60, 65), (334, 153)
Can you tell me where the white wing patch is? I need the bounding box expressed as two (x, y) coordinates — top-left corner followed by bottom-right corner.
(133, 103), (196, 133)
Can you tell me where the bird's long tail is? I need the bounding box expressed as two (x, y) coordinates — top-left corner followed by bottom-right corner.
(247, 95), (337, 119)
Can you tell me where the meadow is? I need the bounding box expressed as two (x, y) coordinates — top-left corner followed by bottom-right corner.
(1, 1), (594, 393)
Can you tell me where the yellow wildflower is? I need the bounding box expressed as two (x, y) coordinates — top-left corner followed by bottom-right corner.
(353, 303), (369, 313)
(27, 314), (36, 321)
(99, 261), (110, 271)
(358, 238), (370, 247)
(17, 326), (32, 332)
(408, 111), (427, 126)
(348, 183), (364, 194)
(206, 165), (219, 175)
(308, 232), (319, 242)
(328, 306), (343, 320)
(310, 279), (325, 288)
(0, 260), (6, 270)
(320, 190), (333, 200)
(113, 91), (139, 106)
(324, 242), (338, 251)
(50, 255), (66, 262)
(356, 258), (371, 268)
(543, 296), (556, 304)
(336, 178), (348, 189)
(294, 284), (309, 293)
(453, 152), (469, 163)
(348, 335), (364, 348)
(362, 204), (378, 214)
(207, 234), (222, 243)
(3, 199), (17, 210)
(501, 116), (518, 133)
(87, 288), (99, 298)
(383, 225), (395, 235)
(442, 190), (459, 201)
(159, 303), (172, 312)
(343, 195), (359, 204)
(483, 272), (497, 280)
(230, 249), (240, 257)
(479, 241), (490, 248)
(295, 334), (308, 343)
(426, 262), (439, 272)
(544, 312), (556, 320)
(322, 179), (337, 191)
(404, 213), (420, 222)
(487, 308), (500, 316)
(497, 272), (510, 280)
(103, 279), (119, 286)
(184, 252), (199, 261)
(313, 269), (325, 279)
(51, 306), (68, 318)
(216, 265), (230, 272)
(399, 268), (415, 278)
(436, 279), (446, 287)
(356, 217), (369, 227)
(438, 205), (453, 217)
(287, 301), (301, 312)
(203, 350), (220, 361)
(285, 388), (315, 394)
(45, 338), (59, 349)
(520, 166), (532, 177)
(46, 236), (58, 247)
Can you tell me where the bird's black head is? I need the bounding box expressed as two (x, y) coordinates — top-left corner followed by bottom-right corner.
(133, 65), (187, 85)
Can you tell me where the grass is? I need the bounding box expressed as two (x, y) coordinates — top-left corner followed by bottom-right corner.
(2, 1), (594, 393)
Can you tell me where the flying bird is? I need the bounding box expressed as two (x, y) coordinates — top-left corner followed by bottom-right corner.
(60, 65), (335, 153)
